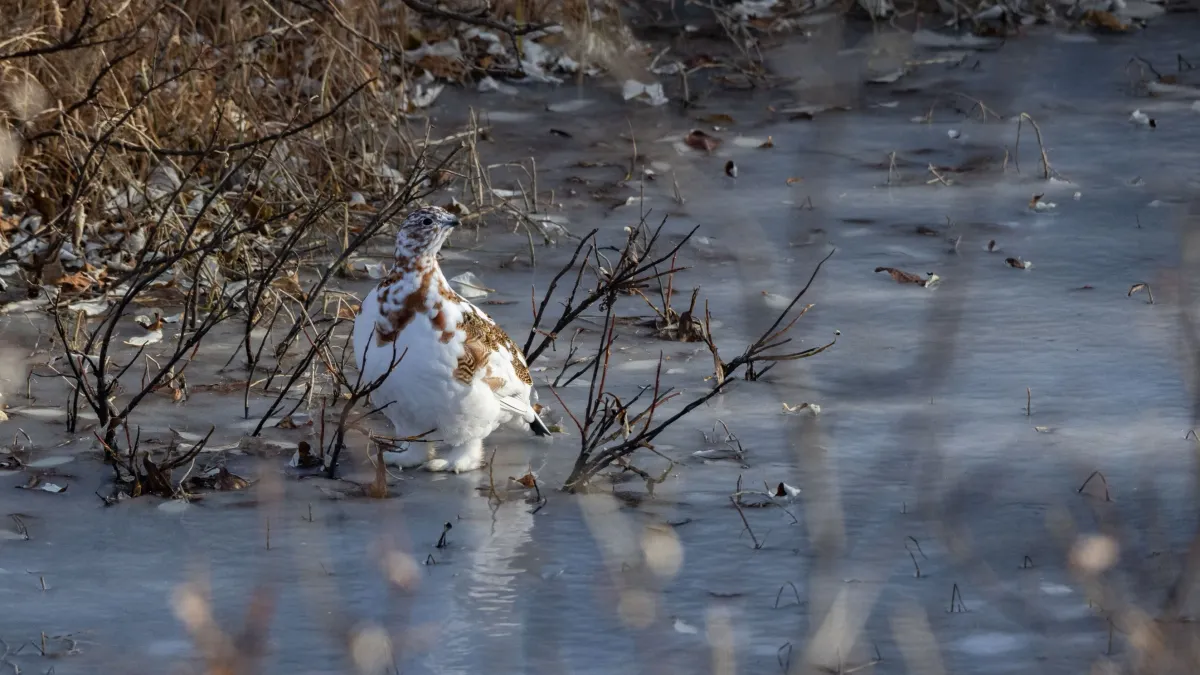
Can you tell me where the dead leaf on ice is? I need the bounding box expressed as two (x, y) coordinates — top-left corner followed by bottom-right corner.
(511, 472), (539, 489)
(1005, 257), (1034, 270)
(875, 266), (931, 286)
(1029, 194), (1057, 211)
(1128, 283), (1154, 304)
(782, 402), (821, 415)
(1081, 9), (1129, 32)
(17, 475), (67, 493)
(774, 482), (801, 499)
(684, 129), (721, 153)
(183, 466), (251, 492)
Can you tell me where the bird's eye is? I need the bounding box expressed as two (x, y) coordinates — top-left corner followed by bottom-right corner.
(422, 217), (433, 226)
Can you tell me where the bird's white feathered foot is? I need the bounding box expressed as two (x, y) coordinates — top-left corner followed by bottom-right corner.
(383, 444), (433, 469)
(423, 439), (485, 474)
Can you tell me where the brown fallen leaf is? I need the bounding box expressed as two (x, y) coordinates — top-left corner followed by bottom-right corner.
(292, 441), (323, 469)
(759, 136), (775, 149)
(875, 266), (929, 286)
(1005, 257), (1032, 270)
(17, 475), (67, 493)
(276, 415), (312, 429)
(511, 472), (539, 489)
(685, 129), (721, 153)
(987, 239), (997, 252)
(429, 169), (456, 189)
(1128, 282), (1154, 304)
(184, 467), (250, 492)
(786, 177), (803, 185)
(915, 226), (939, 236)
(698, 113), (735, 125)
(337, 303), (361, 320)
(55, 270), (95, 292)
(724, 160), (737, 178)
(1081, 9), (1129, 32)
(273, 271), (306, 298)
(1029, 194), (1044, 209)
(414, 54), (468, 80)
(216, 468), (250, 491)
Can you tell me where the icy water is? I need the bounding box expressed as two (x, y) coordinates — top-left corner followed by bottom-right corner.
(4, 19), (1200, 675)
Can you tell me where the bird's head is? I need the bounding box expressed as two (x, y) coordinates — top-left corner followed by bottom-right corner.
(394, 206), (458, 263)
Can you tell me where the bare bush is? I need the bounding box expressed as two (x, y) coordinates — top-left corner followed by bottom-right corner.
(523, 216), (837, 491)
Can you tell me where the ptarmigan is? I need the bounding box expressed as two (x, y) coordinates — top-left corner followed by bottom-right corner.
(352, 206), (551, 473)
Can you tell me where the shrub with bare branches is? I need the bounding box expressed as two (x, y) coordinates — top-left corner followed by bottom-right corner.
(522, 216), (837, 492)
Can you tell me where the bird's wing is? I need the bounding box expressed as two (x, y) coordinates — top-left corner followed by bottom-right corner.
(453, 303), (538, 420)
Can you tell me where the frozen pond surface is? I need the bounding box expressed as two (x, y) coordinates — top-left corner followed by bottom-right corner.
(4, 18), (1200, 675)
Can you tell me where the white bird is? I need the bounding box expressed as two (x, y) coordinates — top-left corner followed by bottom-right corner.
(352, 206), (551, 473)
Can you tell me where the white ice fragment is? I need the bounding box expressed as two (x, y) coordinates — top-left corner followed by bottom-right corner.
(25, 456), (74, 468)
(732, 136), (771, 148)
(546, 98), (595, 113)
(409, 82), (444, 109)
(857, 0), (894, 16)
(377, 164), (406, 184)
(449, 272), (492, 299)
(158, 499), (191, 514)
(125, 329), (163, 347)
(622, 80), (668, 107)
(9, 407), (67, 420)
(67, 298), (111, 316)
(912, 29), (998, 49)
(477, 76), (519, 95)
(868, 68), (905, 84)
(761, 292), (792, 310)
(1129, 109), (1154, 127)
(403, 39), (462, 61)
(782, 402), (821, 415)
(730, 0), (779, 18)
(673, 618), (699, 634)
(774, 482), (802, 500)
